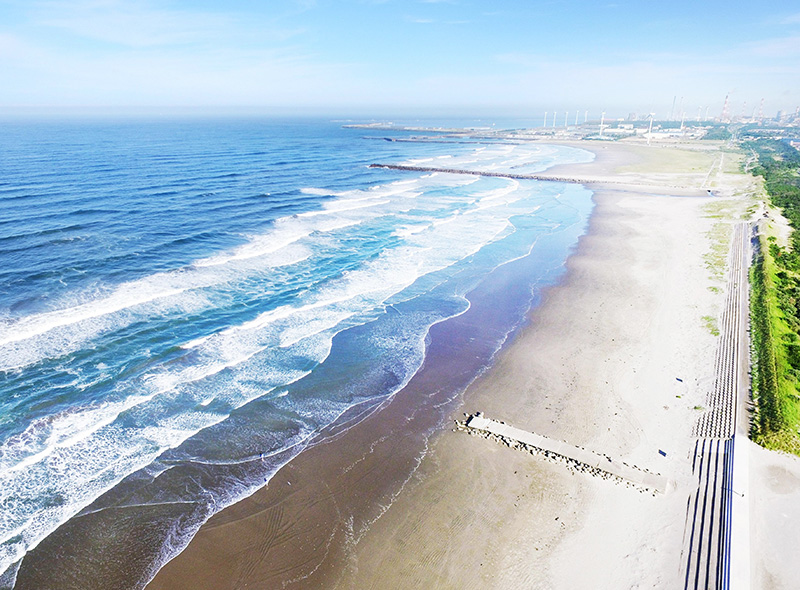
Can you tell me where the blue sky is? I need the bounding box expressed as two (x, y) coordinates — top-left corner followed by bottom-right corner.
(1, 0), (799, 117)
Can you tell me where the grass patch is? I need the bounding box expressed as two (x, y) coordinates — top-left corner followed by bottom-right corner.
(701, 315), (720, 336)
(702, 200), (752, 283)
(704, 220), (732, 282)
(750, 232), (800, 453)
(616, 145), (718, 175)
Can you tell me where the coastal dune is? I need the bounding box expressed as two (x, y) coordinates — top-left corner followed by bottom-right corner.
(147, 139), (750, 589)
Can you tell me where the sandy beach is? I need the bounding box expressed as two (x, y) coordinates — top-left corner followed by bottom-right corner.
(145, 137), (794, 590)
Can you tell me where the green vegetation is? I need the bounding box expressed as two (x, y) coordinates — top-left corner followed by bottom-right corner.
(748, 139), (800, 454)
(701, 315), (720, 336)
(703, 198), (751, 284)
(703, 220), (732, 282)
(703, 126), (733, 141)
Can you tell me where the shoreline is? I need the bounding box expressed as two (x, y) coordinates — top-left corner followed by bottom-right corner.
(334, 190), (714, 589)
(146, 138), (739, 589)
(143, 180), (593, 589)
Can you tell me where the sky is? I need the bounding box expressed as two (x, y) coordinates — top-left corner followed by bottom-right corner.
(1, 0), (799, 118)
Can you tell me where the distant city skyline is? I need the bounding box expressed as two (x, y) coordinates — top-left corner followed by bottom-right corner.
(1, 0), (799, 117)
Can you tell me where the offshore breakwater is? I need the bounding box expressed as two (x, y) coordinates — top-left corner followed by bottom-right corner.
(369, 162), (590, 183)
(369, 162), (714, 197)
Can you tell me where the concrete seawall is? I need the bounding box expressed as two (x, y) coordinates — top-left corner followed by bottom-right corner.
(459, 413), (669, 494)
(368, 163), (588, 184)
(369, 163), (711, 197)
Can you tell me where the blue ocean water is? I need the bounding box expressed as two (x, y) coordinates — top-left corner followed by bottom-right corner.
(0, 118), (593, 583)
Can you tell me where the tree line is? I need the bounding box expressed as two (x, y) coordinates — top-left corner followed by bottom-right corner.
(747, 139), (800, 454)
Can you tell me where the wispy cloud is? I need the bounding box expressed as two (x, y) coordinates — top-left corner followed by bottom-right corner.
(32, 0), (303, 48)
(33, 0), (225, 47)
(482, 46), (800, 115)
(747, 35), (800, 58)
(1, 36), (357, 106)
(404, 15), (467, 25)
(0, 1), (343, 107)
(2, 0), (798, 113)
(780, 12), (800, 25)
(291, 0), (317, 10)
(495, 52), (550, 67)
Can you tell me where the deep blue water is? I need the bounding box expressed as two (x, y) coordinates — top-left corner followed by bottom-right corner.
(0, 118), (593, 583)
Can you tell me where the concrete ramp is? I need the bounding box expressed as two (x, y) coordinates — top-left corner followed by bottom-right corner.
(461, 413), (668, 494)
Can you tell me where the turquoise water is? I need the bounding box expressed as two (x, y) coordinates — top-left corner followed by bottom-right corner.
(0, 118), (593, 585)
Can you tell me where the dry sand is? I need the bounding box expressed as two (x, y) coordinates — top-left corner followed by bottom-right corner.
(147, 137), (792, 590)
(335, 140), (729, 589)
(749, 441), (800, 589)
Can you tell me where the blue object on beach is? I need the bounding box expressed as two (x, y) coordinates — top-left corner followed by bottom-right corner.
(658, 449), (667, 457)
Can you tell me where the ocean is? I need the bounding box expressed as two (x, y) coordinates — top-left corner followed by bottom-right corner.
(0, 118), (593, 588)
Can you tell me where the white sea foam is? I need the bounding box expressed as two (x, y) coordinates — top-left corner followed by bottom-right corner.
(297, 198), (391, 218)
(184, 246), (432, 360)
(0, 286), (186, 348)
(393, 224), (431, 239)
(0, 346), (318, 570)
(0, 287), (212, 371)
(0, 155), (545, 373)
(300, 187), (341, 196)
(0, 187), (397, 370)
(0, 140), (595, 576)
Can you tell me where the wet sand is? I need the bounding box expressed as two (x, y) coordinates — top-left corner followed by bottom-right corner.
(146, 138), (754, 589)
